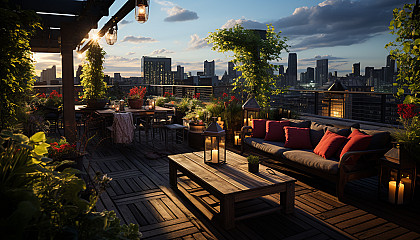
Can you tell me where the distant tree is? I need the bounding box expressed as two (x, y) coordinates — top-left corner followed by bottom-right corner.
(0, 3), (40, 130)
(207, 24), (288, 107)
(386, 3), (420, 104)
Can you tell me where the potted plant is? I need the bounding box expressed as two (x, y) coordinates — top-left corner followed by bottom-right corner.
(80, 42), (108, 109)
(128, 86), (146, 109)
(247, 155), (260, 173)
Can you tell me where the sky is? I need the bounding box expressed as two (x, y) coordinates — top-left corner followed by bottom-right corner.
(33, 0), (413, 79)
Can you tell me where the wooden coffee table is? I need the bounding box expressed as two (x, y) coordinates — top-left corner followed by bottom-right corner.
(169, 151), (296, 229)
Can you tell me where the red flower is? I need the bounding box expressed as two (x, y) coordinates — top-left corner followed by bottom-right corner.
(398, 104), (418, 119)
(129, 86), (147, 99)
(231, 96), (237, 101)
(38, 93), (46, 98)
(223, 93), (228, 98)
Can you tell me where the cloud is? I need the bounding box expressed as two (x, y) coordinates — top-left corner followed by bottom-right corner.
(106, 55), (140, 63)
(164, 6), (199, 22)
(119, 20), (132, 26)
(149, 48), (174, 55)
(121, 35), (157, 44)
(187, 34), (209, 50)
(221, 18), (265, 29)
(155, 0), (174, 7)
(126, 52), (135, 56)
(221, 0), (411, 50)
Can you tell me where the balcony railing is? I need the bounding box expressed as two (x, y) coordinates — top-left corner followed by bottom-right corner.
(271, 90), (401, 125)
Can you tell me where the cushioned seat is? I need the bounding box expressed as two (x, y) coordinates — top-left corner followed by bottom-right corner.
(244, 137), (290, 157)
(283, 150), (339, 175)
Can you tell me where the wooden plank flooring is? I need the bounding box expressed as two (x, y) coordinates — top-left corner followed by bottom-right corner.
(82, 133), (420, 240)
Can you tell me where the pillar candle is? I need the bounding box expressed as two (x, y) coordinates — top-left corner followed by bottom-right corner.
(211, 150), (218, 163)
(388, 181), (404, 204)
(401, 177), (412, 201)
(234, 135), (240, 145)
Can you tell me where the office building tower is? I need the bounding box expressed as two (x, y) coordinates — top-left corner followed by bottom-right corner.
(316, 59), (328, 85)
(352, 62), (360, 76)
(75, 65), (83, 84)
(365, 67), (374, 78)
(114, 73), (122, 82)
(40, 65), (56, 85)
(386, 55), (396, 74)
(176, 65), (184, 80)
(287, 53), (297, 86)
(204, 60), (215, 76)
(141, 56), (173, 85)
(278, 65), (284, 76)
(307, 67), (314, 83)
(228, 61), (236, 78)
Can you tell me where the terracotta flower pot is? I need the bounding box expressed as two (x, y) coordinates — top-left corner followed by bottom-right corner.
(128, 99), (144, 109)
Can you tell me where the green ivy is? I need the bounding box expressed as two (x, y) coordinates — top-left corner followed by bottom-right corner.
(0, 4), (40, 130)
(386, 3), (420, 104)
(81, 42), (107, 100)
(207, 24), (288, 107)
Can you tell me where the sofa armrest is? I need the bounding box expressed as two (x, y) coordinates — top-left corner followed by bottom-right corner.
(339, 148), (388, 168)
(241, 126), (253, 137)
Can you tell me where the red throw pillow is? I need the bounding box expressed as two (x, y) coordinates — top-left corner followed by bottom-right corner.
(339, 134), (372, 162)
(348, 128), (365, 139)
(284, 126), (312, 149)
(264, 120), (290, 142)
(252, 119), (267, 138)
(334, 128), (364, 158)
(314, 130), (348, 159)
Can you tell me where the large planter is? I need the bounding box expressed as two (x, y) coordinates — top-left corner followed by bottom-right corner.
(86, 99), (107, 109)
(128, 99), (144, 109)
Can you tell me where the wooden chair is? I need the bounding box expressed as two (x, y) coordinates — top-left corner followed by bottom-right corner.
(151, 110), (170, 141)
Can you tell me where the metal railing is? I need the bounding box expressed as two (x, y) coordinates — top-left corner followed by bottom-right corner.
(271, 90), (401, 125)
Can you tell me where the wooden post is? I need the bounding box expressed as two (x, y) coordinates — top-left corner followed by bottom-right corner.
(61, 25), (77, 143)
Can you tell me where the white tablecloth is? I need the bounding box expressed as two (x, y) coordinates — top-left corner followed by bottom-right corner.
(112, 112), (135, 144)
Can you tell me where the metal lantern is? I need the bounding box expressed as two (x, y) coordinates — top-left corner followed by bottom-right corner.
(203, 121), (226, 164)
(135, 0), (150, 23)
(105, 21), (118, 45)
(242, 95), (260, 127)
(379, 143), (417, 204)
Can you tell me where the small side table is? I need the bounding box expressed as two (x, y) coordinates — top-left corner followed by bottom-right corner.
(378, 156), (416, 205)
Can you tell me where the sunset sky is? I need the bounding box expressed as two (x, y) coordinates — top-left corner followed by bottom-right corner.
(33, 0), (412, 79)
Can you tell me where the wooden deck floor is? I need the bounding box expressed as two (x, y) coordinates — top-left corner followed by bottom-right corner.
(82, 134), (420, 240)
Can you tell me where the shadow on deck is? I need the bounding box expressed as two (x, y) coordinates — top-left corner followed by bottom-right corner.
(81, 133), (420, 240)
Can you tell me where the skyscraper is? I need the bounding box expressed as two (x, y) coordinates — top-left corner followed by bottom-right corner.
(40, 65), (56, 85)
(287, 53), (297, 86)
(316, 59), (328, 85)
(352, 62), (360, 76)
(386, 55), (396, 74)
(228, 61), (236, 78)
(306, 67), (314, 83)
(141, 56), (172, 85)
(204, 60), (215, 76)
(176, 65), (184, 80)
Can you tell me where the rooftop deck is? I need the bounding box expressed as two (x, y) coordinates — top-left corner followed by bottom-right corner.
(81, 131), (420, 240)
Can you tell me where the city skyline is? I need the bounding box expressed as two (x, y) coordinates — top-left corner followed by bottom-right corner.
(33, 0), (412, 78)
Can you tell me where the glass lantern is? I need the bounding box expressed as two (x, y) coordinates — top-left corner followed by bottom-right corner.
(242, 95), (261, 127)
(105, 21), (117, 45)
(203, 121), (226, 164)
(135, 0), (150, 23)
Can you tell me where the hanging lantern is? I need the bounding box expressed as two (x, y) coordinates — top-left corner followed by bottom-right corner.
(105, 21), (118, 45)
(135, 0), (150, 23)
(242, 95), (261, 127)
(203, 121), (226, 164)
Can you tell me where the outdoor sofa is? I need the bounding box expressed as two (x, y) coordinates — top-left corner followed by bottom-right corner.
(241, 118), (391, 199)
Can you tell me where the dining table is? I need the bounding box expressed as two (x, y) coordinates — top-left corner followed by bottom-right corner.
(95, 106), (174, 117)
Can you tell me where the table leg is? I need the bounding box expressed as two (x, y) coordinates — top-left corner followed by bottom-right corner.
(280, 182), (295, 214)
(169, 160), (178, 189)
(221, 195), (235, 229)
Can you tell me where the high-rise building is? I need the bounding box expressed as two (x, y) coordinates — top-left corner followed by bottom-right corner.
(176, 65), (184, 80)
(114, 73), (122, 82)
(306, 67), (314, 83)
(40, 65), (56, 85)
(228, 61), (236, 78)
(75, 65), (83, 84)
(287, 53), (297, 86)
(386, 55), (396, 74)
(352, 62), (360, 76)
(204, 60), (215, 76)
(141, 56), (173, 85)
(365, 67), (374, 78)
(316, 59), (328, 86)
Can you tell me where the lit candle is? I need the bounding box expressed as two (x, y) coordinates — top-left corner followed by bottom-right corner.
(211, 149), (218, 163)
(115, 105), (120, 112)
(234, 135), (240, 145)
(388, 181), (404, 204)
(401, 177), (412, 201)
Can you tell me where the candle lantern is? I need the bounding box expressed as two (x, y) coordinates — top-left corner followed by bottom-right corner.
(379, 142), (417, 205)
(234, 131), (242, 146)
(242, 95), (260, 127)
(105, 20), (118, 45)
(135, 0), (150, 23)
(149, 98), (155, 110)
(203, 121), (226, 164)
